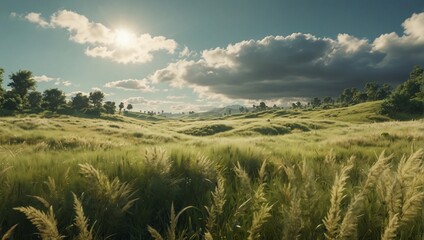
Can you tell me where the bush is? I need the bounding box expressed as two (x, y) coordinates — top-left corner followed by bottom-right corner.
(83, 107), (102, 117)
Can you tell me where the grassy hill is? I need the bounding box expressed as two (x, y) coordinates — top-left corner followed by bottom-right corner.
(0, 101), (423, 239)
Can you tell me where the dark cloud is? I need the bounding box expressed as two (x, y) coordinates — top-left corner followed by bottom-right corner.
(151, 13), (424, 99)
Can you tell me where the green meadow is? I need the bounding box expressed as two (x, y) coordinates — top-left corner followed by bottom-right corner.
(0, 101), (423, 239)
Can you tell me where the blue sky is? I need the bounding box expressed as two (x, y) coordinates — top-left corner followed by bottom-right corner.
(1, 0), (424, 112)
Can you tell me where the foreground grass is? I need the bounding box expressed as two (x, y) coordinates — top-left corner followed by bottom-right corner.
(0, 103), (423, 239)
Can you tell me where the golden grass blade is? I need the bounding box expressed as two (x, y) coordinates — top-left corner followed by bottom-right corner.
(364, 151), (392, 191)
(323, 161), (353, 239)
(29, 195), (51, 209)
(1, 224), (18, 240)
(381, 214), (399, 240)
(258, 159), (267, 183)
(14, 206), (63, 240)
(338, 193), (364, 240)
(72, 193), (93, 240)
(204, 231), (213, 240)
(247, 203), (272, 240)
(147, 225), (164, 240)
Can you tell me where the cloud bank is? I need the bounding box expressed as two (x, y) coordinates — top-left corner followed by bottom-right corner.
(151, 12), (424, 99)
(24, 10), (177, 64)
(105, 79), (155, 92)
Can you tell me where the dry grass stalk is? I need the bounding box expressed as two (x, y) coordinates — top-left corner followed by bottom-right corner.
(338, 193), (364, 240)
(396, 149), (423, 182)
(144, 147), (171, 175)
(298, 159), (312, 182)
(282, 197), (303, 240)
(204, 231), (213, 240)
(323, 161), (353, 240)
(386, 178), (402, 220)
(167, 203), (177, 240)
(247, 203), (272, 240)
(1, 224), (18, 240)
(148, 203), (194, 240)
(253, 183), (267, 207)
(378, 149), (424, 239)
(206, 173), (226, 233)
(72, 193), (93, 240)
(281, 164), (296, 182)
(386, 149), (424, 225)
(147, 226), (164, 240)
(196, 154), (215, 179)
(325, 149), (337, 165)
(258, 159), (267, 183)
(30, 195), (51, 209)
(400, 180), (424, 225)
(363, 151), (392, 191)
(381, 214), (399, 240)
(14, 206), (63, 240)
(234, 162), (251, 191)
(79, 163), (138, 213)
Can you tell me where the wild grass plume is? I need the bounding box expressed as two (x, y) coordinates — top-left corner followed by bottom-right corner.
(72, 193), (94, 240)
(14, 206), (63, 240)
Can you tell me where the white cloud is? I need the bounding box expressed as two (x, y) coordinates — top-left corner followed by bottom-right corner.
(105, 79), (155, 92)
(66, 91), (89, 97)
(62, 80), (72, 86)
(34, 75), (56, 82)
(179, 46), (197, 58)
(122, 97), (169, 107)
(372, 12), (424, 68)
(25, 12), (50, 28)
(122, 97), (148, 104)
(24, 10), (178, 64)
(150, 12), (424, 100)
(50, 10), (113, 44)
(402, 12), (424, 41)
(34, 75), (72, 86)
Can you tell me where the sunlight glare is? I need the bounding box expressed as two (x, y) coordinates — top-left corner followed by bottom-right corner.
(115, 28), (135, 48)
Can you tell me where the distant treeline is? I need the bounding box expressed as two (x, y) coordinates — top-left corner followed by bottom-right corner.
(248, 66), (423, 117)
(0, 66), (423, 117)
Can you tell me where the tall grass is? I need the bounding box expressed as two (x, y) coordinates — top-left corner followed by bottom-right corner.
(2, 146), (424, 239)
(0, 114), (423, 239)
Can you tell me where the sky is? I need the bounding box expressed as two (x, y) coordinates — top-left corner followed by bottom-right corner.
(1, 0), (424, 112)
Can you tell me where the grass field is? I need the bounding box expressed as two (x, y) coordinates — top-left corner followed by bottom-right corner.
(0, 101), (423, 239)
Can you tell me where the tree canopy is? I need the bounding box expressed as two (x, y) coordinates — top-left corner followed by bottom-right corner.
(0, 68), (4, 96)
(27, 91), (42, 110)
(71, 93), (90, 111)
(89, 91), (105, 108)
(381, 66), (423, 115)
(8, 70), (36, 102)
(42, 88), (66, 111)
(103, 101), (116, 114)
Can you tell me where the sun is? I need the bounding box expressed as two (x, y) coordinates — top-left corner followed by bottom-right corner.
(115, 29), (135, 48)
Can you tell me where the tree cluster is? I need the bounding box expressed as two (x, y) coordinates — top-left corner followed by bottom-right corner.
(381, 66), (424, 116)
(0, 68), (121, 116)
(307, 81), (392, 109)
